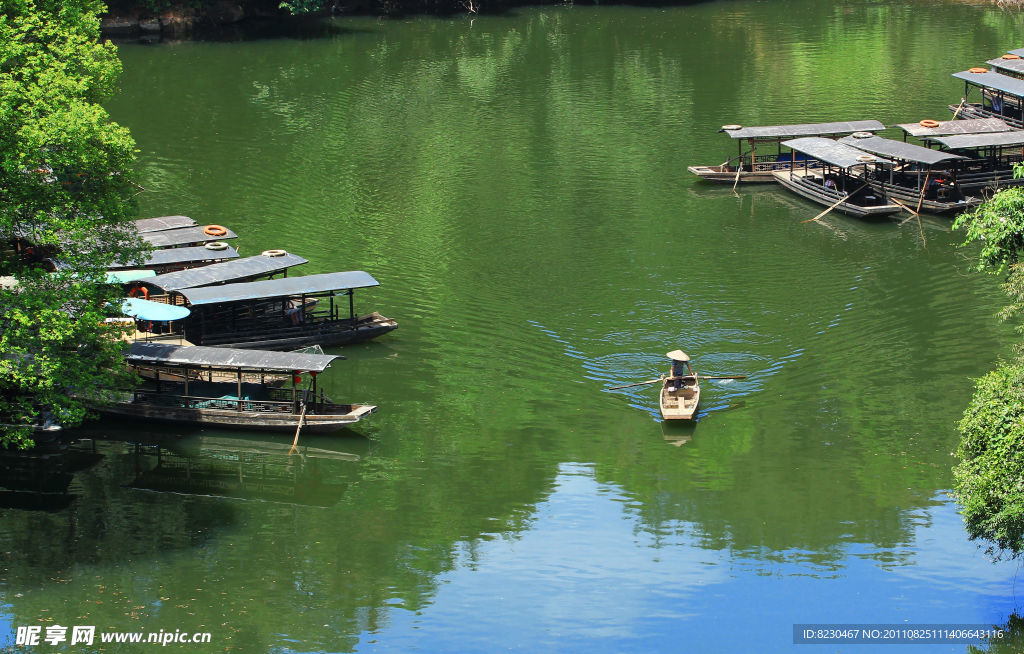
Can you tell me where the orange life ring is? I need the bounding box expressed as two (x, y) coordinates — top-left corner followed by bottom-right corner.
(203, 224), (228, 236)
(128, 286), (149, 300)
(919, 119), (940, 129)
(969, 67), (988, 74)
(1003, 54), (1022, 60)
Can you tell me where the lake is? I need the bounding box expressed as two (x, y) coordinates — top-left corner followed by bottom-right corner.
(3, 1), (1024, 651)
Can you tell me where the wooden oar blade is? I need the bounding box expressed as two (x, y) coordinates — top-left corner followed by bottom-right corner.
(607, 377), (662, 390)
(801, 182), (868, 223)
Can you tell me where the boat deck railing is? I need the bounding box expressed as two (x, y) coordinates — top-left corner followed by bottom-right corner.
(133, 389), (296, 414)
(193, 313), (387, 347)
(723, 152), (824, 172)
(131, 386), (355, 416)
(954, 104), (1024, 129)
(750, 158), (822, 173)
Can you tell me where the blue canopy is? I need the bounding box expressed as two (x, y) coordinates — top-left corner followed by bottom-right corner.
(106, 270), (156, 284)
(121, 298), (192, 322)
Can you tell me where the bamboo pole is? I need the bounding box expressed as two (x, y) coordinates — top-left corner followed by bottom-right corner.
(915, 172), (932, 214)
(290, 402), (307, 452)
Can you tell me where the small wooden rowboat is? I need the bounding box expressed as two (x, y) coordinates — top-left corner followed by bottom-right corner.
(660, 350), (700, 420)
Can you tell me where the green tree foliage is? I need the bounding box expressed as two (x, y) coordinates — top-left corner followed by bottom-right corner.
(968, 612), (1024, 654)
(953, 363), (1024, 558)
(953, 185), (1024, 275)
(952, 165), (1024, 558)
(0, 0), (145, 447)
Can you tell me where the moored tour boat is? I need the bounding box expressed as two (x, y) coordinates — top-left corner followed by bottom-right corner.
(837, 133), (978, 214)
(688, 120), (885, 184)
(98, 343), (376, 434)
(773, 137), (902, 219)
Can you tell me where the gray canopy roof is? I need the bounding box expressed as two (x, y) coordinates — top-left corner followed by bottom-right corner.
(126, 342), (341, 372)
(178, 271), (380, 306)
(145, 253), (308, 292)
(142, 225), (238, 248)
(952, 70), (1024, 98)
(108, 244), (240, 270)
(932, 130), (1024, 150)
(895, 118), (1012, 137)
(988, 57), (1024, 76)
(133, 216), (196, 233)
(780, 137), (892, 169)
(722, 120), (884, 140)
(1007, 48), (1024, 58)
(838, 135), (965, 165)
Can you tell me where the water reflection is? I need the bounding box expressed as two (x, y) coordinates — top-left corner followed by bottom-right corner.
(126, 434), (367, 507)
(0, 441), (102, 512)
(31, 1), (1024, 649)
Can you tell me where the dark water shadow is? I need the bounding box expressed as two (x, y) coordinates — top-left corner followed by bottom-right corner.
(968, 611), (1024, 653)
(106, 0), (724, 44)
(107, 16), (378, 45)
(0, 441), (104, 512)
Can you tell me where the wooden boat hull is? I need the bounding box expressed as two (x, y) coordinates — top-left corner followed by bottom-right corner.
(660, 378), (699, 420)
(689, 160), (823, 184)
(772, 170), (902, 219)
(193, 312), (398, 351)
(688, 165), (777, 184)
(863, 180), (981, 215)
(98, 402), (376, 434)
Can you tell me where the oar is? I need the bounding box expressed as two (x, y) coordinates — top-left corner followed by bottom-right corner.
(892, 198), (922, 227)
(732, 164), (742, 192)
(801, 183), (868, 223)
(289, 401), (307, 453)
(697, 375), (747, 380)
(891, 197), (918, 217)
(952, 97), (966, 120)
(607, 377), (662, 390)
(915, 172), (931, 214)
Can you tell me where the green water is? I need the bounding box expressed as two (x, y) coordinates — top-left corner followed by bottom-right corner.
(4, 2), (1024, 651)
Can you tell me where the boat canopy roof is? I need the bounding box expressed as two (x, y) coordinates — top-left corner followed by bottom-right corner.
(666, 350), (690, 362)
(722, 120), (884, 140)
(952, 70), (1024, 97)
(780, 137), (892, 169)
(145, 252), (308, 292)
(133, 215), (196, 233)
(988, 57), (1024, 75)
(933, 130), (1024, 150)
(108, 244), (240, 270)
(142, 225), (238, 248)
(125, 342), (341, 373)
(838, 135), (966, 165)
(895, 118), (1012, 137)
(178, 271), (380, 306)
(121, 297), (191, 321)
